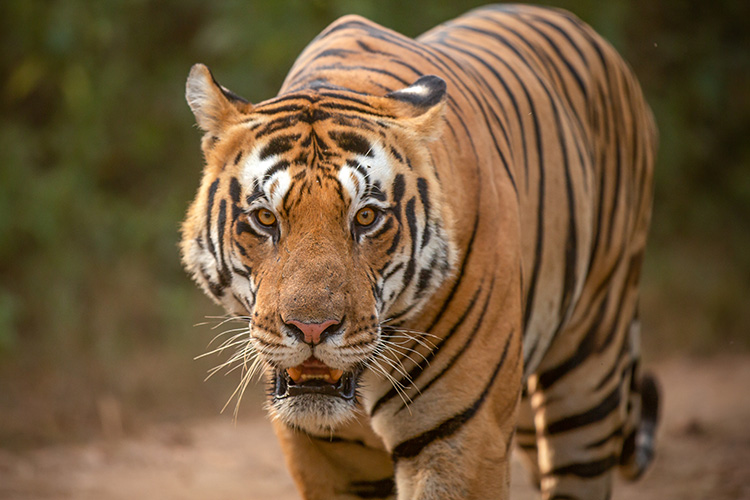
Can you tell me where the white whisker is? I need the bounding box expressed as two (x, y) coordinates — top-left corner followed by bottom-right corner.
(367, 355), (413, 415)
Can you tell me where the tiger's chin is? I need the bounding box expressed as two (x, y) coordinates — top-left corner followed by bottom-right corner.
(268, 365), (363, 433)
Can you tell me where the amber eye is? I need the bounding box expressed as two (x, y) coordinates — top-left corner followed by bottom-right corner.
(355, 207), (377, 227)
(255, 208), (277, 227)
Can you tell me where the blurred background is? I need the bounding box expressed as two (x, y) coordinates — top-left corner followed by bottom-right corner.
(1, 0), (748, 450)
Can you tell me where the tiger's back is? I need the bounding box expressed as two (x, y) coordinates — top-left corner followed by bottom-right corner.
(182, 5), (658, 499)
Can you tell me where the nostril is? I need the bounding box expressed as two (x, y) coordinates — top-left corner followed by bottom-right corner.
(319, 321), (342, 343)
(285, 318), (341, 345)
(285, 322), (306, 344)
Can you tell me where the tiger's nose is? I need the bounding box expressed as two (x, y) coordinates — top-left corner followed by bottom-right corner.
(285, 318), (341, 345)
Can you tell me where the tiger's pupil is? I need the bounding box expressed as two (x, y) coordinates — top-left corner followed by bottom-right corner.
(257, 209), (276, 226)
(356, 207), (376, 226)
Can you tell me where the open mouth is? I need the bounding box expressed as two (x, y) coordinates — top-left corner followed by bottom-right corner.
(274, 357), (359, 400)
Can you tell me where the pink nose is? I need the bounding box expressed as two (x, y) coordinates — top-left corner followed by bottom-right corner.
(286, 318), (341, 345)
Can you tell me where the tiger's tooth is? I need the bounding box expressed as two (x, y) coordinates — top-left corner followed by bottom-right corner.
(329, 369), (344, 383)
(286, 366), (302, 382)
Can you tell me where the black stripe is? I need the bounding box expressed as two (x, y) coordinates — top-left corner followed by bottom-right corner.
(309, 434), (369, 447)
(347, 479), (395, 499)
(262, 160), (290, 183)
(200, 268), (223, 299)
(547, 454), (618, 478)
(371, 217), (394, 240)
(384, 225), (401, 256)
(315, 47), (358, 59)
(545, 385), (621, 435)
(318, 90), (373, 107)
(414, 266), (434, 298)
(387, 197), (418, 308)
(205, 178), (220, 266)
(548, 85), (579, 323)
(265, 93), (320, 106)
(498, 34), (581, 325)
(216, 199), (231, 288)
(346, 159), (370, 182)
(593, 335), (632, 393)
(253, 103), (306, 115)
(259, 134), (299, 160)
(391, 174), (405, 204)
(318, 100), (395, 118)
(431, 40), (513, 159)
(432, 37), (518, 195)
(619, 428), (637, 467)
(443, 32), (531, 186)
(235, 219), (258, 237)
(586, 424), (623, 449)
(229, 177), (241, 204)
(522, 18), (588, 108)
(534, 15), (590, 71)
(416, 177), (432, 249)
(446, 22), (549, 333)
(255, 115), (299, 138)
(444, 22), (548, 330)
(536, 298), (606, 390)
(370, 276), (484, 416)
(330, 131), (373, 157)
(396, 273), (497, 412)
(391, 329), (515, 461)
(367, 183), (387, 202)
(596, 255), (643, 353)
(229, 177), (242, 221)
(423, 205), (480, 334)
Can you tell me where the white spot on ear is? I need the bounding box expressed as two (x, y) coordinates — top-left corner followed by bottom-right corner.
(396, 85), (428, 96)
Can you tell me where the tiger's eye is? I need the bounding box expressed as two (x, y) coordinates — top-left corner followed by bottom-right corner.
(256, 208), (277, 227)
(355, 207), (377, 226)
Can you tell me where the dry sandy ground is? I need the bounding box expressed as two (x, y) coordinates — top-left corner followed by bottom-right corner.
(1, 355), (749, 500)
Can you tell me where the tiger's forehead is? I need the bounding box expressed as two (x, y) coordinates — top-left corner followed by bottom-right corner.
(239, 131), (395, 209)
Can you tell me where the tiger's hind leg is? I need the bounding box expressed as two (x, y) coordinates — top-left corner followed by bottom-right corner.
(526, 309), (659, 499)
(515, 387), (542, 490)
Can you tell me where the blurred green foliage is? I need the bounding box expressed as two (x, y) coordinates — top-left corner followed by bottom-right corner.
(0, 0), (748, 443)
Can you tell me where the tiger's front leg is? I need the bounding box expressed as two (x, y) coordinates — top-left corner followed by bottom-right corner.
(272, 415), (396, 500)
(369, 327), (523, 500)
(389, 406), (518, 499)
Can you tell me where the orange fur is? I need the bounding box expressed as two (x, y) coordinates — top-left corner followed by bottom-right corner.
(181, 5), (658, 499)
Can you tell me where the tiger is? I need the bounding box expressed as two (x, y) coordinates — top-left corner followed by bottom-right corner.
(180, 4), (659, 499)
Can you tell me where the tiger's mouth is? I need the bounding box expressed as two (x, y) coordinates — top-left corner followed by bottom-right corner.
(274, 357), (360, 400)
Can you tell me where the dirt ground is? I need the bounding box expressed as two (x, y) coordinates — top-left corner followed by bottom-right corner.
(1, 355), (749, 500)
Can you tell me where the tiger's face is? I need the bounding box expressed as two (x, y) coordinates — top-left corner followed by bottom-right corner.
(181, 65), (456, 432)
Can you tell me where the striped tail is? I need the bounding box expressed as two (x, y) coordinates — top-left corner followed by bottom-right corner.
(619, 372), (660, 480)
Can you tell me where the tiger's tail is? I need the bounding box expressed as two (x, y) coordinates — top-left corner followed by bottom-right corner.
(619, 371), (660, 480)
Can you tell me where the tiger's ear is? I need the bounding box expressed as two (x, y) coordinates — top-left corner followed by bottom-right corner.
(185, 63), (252, 134)
(380, 75), (447, 140)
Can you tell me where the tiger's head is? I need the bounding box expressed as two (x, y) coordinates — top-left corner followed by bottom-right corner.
(181, 64), (456, 433)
